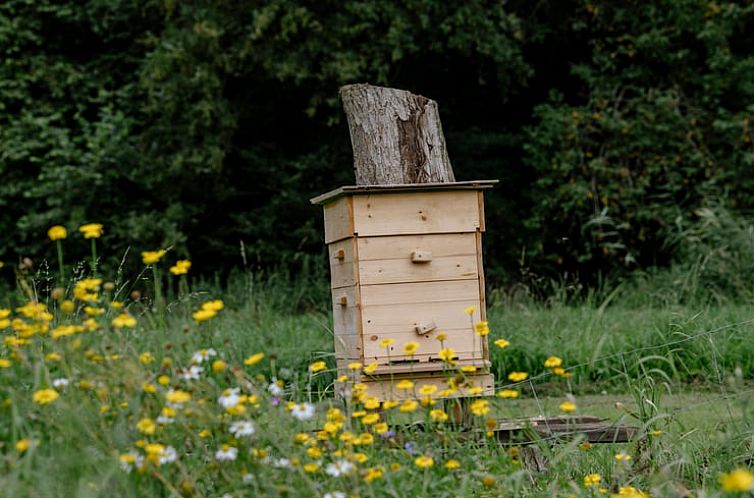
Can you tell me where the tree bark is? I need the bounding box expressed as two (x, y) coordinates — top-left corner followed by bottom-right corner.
(340, 84), (456, 185)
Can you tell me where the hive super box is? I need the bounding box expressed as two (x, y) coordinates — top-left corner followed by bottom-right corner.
(311, 181), (497, 401)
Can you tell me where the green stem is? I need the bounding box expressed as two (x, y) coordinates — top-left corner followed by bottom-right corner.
(90, 239), (98, 276)
(152, 265), (164, 330)
(55, 240), (65, 282)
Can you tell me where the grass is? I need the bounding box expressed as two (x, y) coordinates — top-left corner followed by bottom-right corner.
(2, 263), (754, 497)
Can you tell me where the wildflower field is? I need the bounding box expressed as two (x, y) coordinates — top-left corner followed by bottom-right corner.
(1, 226), (754, 497)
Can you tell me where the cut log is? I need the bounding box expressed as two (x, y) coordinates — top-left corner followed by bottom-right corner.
(340, 84), (456, 185)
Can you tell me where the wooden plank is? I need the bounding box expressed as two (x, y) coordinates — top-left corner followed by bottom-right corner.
(310, 180), (499, 205)
(357, 233), (479, 285)
(369, 359), (490, 376)
(355, 373), (494, 402)
(351, 191), (480, 237)
(328, 238), (358, 288)
(362, 328), (484, 363)
(331, 286), (362, 360)
(323, 196), (354, 244)
(477, 191), (486, 232)
(360, 279), (480, 306)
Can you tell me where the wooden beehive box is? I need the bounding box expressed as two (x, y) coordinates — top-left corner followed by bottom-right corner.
(311, 180), (497, 401)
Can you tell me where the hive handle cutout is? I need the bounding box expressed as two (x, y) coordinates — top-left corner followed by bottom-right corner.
(415, 321), (437, 335)
(338, 295), (348, 306)
(410, 250), (433, 263)
(334, 249), (345, 261)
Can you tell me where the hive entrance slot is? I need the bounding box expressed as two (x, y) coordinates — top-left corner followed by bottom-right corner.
(389, 359), (420, 365)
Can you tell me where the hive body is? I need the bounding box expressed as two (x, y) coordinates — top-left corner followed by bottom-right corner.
(311, 181), (497, 401)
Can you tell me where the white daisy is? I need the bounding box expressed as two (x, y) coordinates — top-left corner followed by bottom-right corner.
(191, 348), (217, 364)
(156, 415), (174, 424)
(158, 446), (178, 465)
(267, 380), (283, 396)
(325, 460), (354, 477)
(218, 388), (241, 409)
(52, 378), (70, 389)
(180, 365), (203, 380)
(215, 445), (238, 461)
(290, 402), (315, 421)
(323, 492), (346, 498)
(229, 420), (255, 437)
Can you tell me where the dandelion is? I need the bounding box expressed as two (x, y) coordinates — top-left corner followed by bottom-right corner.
(494, 338), (510, 349)
(496, 389), (520, 398)
(507, 371), (528, 382)
(215, 445), (238, 461)
(0, 359), (11, 368)
(396, 379), (414, 390)
(379, 338), (395, 348)
(544, 356), (563, 368)
(112, 313), (137, 329)
(430, 409), (449, 422)
(32, 388), (59, 405)
(244, 352), (264, 366)
(79, 223), (103, 239)
(201, 300), (225, 312)
(559, 400), (577, 413)
(720, 469), (754, 492)
(364, 467), (383, 482)
(137, 418), (156, 435)
(229, 420), (256, 437)
(414, 455), (434, 469)
(291, 402), (316, 421)
(584, 474), (602, 487)
(212, 360), (227, 372)
(464, 306), (476, 315)
(141, 250), (166, 265)
(615, 452), (632, 463)
(165, 389), (191, 405)
(399, 400), (418, 413)
(169, 260), (191, 275)
(438, 348), (456, 362)
(403, 341), (419, 355)
(192, 308), (216, 322)
(363, 362), (378, 374)
(418, 384), (437, 396)
(470, 399), (490, 416)
(362, 413), (380, 425)
(16, 439), (31, 453)
(310, 361), (327, 373)
(435, 332), (448, 341)
(474, 321), (490, 336)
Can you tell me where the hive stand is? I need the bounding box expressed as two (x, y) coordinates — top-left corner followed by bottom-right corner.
(311, 181), (498, 402)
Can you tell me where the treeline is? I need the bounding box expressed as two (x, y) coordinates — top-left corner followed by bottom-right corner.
(1, 0), (753, 287)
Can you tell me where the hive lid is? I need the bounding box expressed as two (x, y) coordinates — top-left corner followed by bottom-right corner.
(310, 180), (498, 205)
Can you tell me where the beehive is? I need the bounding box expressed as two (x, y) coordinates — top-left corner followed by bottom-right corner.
(311, 181), (497, 401)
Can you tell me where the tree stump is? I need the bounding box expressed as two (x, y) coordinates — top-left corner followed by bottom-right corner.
(340, 84), (456, 185)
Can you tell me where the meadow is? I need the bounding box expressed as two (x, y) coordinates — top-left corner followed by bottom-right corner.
(1, 227), (754, 498)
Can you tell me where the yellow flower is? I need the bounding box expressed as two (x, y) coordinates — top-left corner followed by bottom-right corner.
(111, 313), (137, 328)
(347, 361), (362, 370)
(165, 390), (191, 404)
(396, 379), (414, 390)
(474, 321), (490, 336)
(363, 397), (380, 410)
(544, 356), (563, 368)
(16, 439), (31, 453)
(362, 413), (380, 425)
(192, 308), (217, 322)
(244, 352), (265, 366)
(464, 306), (476, 315)
(496, 389), (520, 399)
(418, 384), (438, 396)
(363, 362), (378, 374)
(559, 400), (577, 413)
(304, 463), (319, 473)
(403, 341), (419, 355)
(470, 399), (490, 416)
(614, 452), (632, 463)
(374, 422), (389, 434)
(84, 306), (104, 316)
(0, 261), (4, 268)
(0, 358), (11, 369)
(399, 400), (418, 413)
(336, 375), (348, 383)
(32, 388), (59, 405)
(0, 308), (9, 319)
(47, 225), (67, 241)
(59, 300), (75, 313)
(136, 418), (156, 435)
(141, 249), (166, 265)
(169, 260), (192, 275)
(378, 338), (395, 348)
(435, 332), (448, 341)
(364, 467), (383, 482)
(414, 455), (434, 469)
(310, 361), (327, 373)
(110, 300), (124, 310)
(438, 348), (456, 362)
(142, 383), (157, 394)
(79, 223), (104, 239)
(157, 375), (170, 385)
(445, 459), (461, 469)
(139, 352), (155, 364)
(430, 409), (448, 422)
(45, 352), (62, 362)
(584, 474), (602, 487)
(494, 338), (510, 349)
(212, 360), (227, 372)
(201, 300), (224, 312)
(507, 371), (528, 382)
